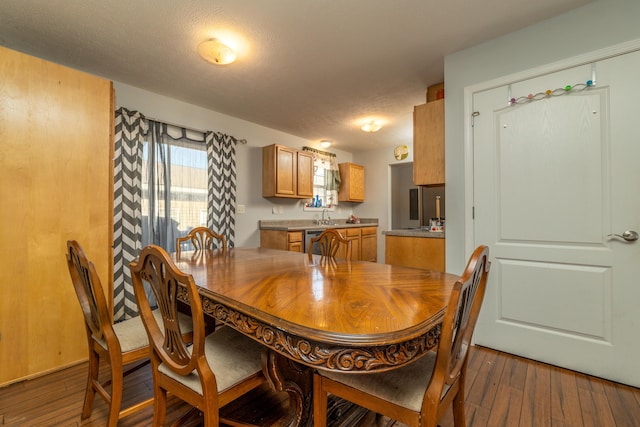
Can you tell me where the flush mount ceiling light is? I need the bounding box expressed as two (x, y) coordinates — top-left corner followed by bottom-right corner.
(361, 120), (382, 133)
(320, 140), (332, 149)
(198, 38), (237, 65)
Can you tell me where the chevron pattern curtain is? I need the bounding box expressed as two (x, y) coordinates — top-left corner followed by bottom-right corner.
(206, 131), (237, 247)
(113, 108), (146, 321)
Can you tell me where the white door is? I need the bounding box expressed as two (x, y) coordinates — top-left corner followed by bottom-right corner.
(473, 51), (640, 387)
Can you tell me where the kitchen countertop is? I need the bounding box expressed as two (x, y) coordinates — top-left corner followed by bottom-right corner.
(383, 228), (446, 239)
(259, 218), (378, 231)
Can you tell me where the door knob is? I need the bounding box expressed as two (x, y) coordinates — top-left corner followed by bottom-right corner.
(608, 230), (639, 242)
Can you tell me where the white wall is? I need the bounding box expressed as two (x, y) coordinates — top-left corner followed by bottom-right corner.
(113, 82), (354, 247)
(444, 0), (640, 273)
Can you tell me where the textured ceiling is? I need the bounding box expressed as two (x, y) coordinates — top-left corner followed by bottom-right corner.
(0, 0), (590, 152)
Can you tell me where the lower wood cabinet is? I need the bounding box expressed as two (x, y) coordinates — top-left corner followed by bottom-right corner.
(260, 230), (304, 253)
(360, 227), (378, 262)
(335, 228), (360, 260)
(385, 235), (445, 272)
(287, 231), (303, 252)
(260, 226), (378, 262)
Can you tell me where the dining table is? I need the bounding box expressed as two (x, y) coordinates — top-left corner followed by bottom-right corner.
(172, 247), (459, 427)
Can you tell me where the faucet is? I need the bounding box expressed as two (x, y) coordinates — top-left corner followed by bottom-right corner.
(321, 208), (331, 225)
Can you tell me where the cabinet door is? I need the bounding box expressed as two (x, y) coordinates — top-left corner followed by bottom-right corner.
(360, 227), (378, 262)
(338, 163), (365, 202)
(288, 231), (304, 253)
(335, 228), (361, 260)
(413, 100), (445, 185)
(276, 146), (297, 196)
(348, 164), (365, 201)
(296, 151), (314, 198)
(260, 229), (288, 250)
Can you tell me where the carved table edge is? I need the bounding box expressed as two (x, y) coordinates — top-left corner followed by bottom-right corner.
(178, 288), (441, 373)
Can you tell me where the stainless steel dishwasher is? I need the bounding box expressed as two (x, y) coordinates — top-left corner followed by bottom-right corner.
(304, 229), (324, 255)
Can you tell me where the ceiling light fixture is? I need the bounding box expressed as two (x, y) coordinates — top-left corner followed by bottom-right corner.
(320, 140), (332, 149)
(197, 38), (237, 65)
(361, 120), (382, 133)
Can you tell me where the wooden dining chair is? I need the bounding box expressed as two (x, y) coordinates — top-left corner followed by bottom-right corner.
(176, 226), (226, 254)
(313, 245), (491, 427)
(308, 228), (352, 261)
(66, 240), (192, 427)
(130, 244), (267, 427)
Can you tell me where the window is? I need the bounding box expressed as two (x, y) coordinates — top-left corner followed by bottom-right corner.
(313, 160), (328, 207)
(140, 124), (208, 251)
(304, 147), (341, 210)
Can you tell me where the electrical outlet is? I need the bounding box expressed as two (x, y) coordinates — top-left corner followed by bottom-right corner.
(237, 204), (245, 214)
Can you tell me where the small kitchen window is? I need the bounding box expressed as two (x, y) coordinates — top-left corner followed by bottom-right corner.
(302, 146), (341, 210)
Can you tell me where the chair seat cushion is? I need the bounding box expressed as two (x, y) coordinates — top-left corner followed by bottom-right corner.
(158, 325), (264, 395)
(320, 350), (437, 412)
(95, 309), (193, 353)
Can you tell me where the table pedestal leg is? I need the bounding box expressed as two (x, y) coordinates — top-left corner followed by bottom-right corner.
(263, 350), (314, 427)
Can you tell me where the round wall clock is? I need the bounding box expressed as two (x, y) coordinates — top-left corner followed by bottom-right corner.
(394, 144), (409, 160)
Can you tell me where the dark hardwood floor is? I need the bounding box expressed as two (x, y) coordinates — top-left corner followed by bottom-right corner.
(2, 345), (639, 426)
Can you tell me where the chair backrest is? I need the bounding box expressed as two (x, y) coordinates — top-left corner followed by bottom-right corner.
(130, 245), (211, 379)
(425, 245), (490, 408)
(66, 240), (112, 343)
(176, 226), (226, 254)
(308, 229), (352, 261)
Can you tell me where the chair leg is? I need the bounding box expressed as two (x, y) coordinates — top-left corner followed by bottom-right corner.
(108, 357), (124, 427)
(81, 348), (100, 419)
(153, 385), (168, 427)
(452, 365), (468, 427)
(313, 373), (328, 427)
(452, 387), (466, 427)
(203, 408), (219, 427)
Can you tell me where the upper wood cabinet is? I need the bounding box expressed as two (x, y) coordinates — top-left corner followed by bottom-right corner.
(338, 162), (365, 202)
(262, 144), (314, 198)
(413, 99), (445, 185)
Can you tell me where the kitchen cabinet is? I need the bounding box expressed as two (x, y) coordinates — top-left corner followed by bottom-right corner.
(287, 231), (303, 252)
(385, 235), (445, 272)
(259, 230), (304, 253)
(360, 227), (378, 262)
(0, 46), (113, 386)
(413, 99), (445, 185)
(335, 228), (361, 260)
(338, 163), (365, 202)
(260, 225), (377, 262)
(262, 144), (314, 198)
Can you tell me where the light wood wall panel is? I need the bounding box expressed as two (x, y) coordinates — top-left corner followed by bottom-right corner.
(0, 46), (113, 385)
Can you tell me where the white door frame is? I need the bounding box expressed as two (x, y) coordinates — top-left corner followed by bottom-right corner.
(463, 38), (640, 259)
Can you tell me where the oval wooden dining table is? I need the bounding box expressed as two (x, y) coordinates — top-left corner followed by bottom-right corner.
(172, 247), (459, 427)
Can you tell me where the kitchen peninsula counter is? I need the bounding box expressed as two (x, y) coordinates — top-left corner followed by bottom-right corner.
(384, 229), (445, 272)
(383, 228), (445, 239)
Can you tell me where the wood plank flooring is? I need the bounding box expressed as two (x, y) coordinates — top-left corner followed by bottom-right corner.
(1, 345), (639, 426)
